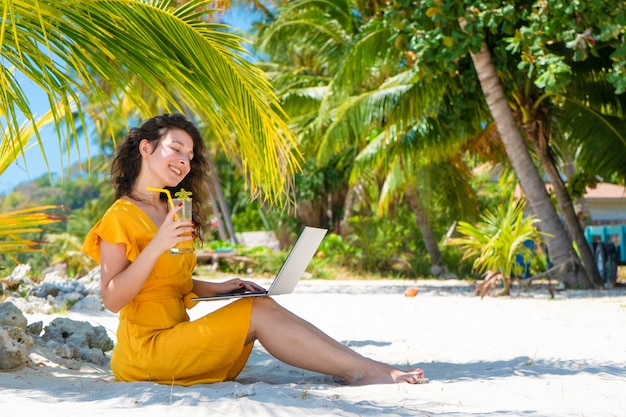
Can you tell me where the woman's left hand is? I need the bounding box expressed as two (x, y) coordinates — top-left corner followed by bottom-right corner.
(219, 278), (266, 294)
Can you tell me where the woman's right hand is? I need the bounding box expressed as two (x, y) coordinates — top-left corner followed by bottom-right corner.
(151, 203), (195, 253)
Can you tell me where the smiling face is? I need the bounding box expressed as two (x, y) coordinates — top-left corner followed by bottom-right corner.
(140, 128), (195, 188)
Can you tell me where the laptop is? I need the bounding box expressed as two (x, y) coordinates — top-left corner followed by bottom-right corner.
(192, 226), (328, 301)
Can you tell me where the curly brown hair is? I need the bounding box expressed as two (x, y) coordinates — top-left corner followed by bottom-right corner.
(110, 114), (211, 240)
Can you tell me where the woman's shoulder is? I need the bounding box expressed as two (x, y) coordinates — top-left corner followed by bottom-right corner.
(104, 198), (141, 217)
(83, 198), (150, 262)
(91, 199), (147, 232)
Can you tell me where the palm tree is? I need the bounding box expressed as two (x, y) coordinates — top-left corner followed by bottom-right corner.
(1, 0), (308, 268)
(1, 108), (66, 260)
(1, 0), (300, 204)
(446, 198), (549, 295)
(490, 37), (626, 288)
(253, 0), (478, 270)
(252, 0), (364, 232)
(456, 7), (626, 288)
(372, 0), (626, 289)
(465, 36), (598, 288)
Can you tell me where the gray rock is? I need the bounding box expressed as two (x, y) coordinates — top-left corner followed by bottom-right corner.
(30, 273), (87, 298)
(4, 296), (53, 315)
(3, 264), (104, 314)
(0, 265), (114, 370)
(41, 263), (68, 277)
(76, 266), (101, 293)
(26, 321), (43, 336)
(5, 325), (34, 348)
(0, 302), (28, 330)
(4, 264), (32, 286)
(71, 295), (104, 312)
(42, 317), (113, 364)
(0, 326), (28, 370)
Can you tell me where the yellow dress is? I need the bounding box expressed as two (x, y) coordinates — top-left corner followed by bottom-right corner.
(82, 199), (254, 386)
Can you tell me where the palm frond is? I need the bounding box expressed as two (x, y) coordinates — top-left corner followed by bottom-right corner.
(446, 198), (549, 280)
(256, 4), (349, 69)
(377, 158), (405, 213)
(316, 82), (415, 161)
(557, 98), (626, 179)
(330, 22), (400, 98)
(0, 205), (65, 256)
(2, 0), (299, 202)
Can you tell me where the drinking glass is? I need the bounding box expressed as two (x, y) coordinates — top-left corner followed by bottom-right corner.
(170, 198), (194, 254)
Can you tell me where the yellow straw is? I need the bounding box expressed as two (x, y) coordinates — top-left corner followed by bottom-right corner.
(146, 187), (175, 210)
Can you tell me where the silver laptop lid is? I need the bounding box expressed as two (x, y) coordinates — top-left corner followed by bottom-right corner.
(267, 226), (328, 295)
(191, 226), (327, 301)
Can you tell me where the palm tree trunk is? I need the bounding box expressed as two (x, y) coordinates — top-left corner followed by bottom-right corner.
(468, 42), (594, 289)
(530, 136), (603, 286)
(206, 186), (228, 241)
(405, 187), (442, 268)
(339, 185), (356, 235)
(206, 154), (238, 245)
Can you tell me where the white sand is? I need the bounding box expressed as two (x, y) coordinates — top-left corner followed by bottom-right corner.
(1, 279), (625, 417)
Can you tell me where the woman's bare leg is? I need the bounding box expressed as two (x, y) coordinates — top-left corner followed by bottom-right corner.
(245, 297), (425, 385)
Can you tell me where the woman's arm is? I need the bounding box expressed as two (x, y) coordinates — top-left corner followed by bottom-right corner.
(99, 238), (165, 313)
(192, 277), (266, 297)
(99, 205), (193, 313)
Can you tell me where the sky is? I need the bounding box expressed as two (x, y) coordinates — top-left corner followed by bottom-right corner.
(0, 76), (94, 195)
(0, 6), (261, 196)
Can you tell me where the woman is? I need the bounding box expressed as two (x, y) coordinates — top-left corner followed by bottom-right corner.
(82, 113), (425, 386)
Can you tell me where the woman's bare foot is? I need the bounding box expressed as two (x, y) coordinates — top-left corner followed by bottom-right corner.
(347, 364), (426, 385)
(391, 368), (427, 384)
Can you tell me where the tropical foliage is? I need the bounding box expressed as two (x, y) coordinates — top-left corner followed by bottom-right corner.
(0, 205), (65, 261)
(2, 0), (626, 292)
(1, 0), (299, 202)
(0, 108), (67, 260)
(376, 0), (626, 288)
(252, 0), (483, 272)
(248, 0), (626, 288)
(0, 0), (300, 268)
(445, 199), (549, 295)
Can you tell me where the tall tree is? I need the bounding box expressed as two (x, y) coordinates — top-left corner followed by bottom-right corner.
(1, 0), (300, 204)
(385, 0), (626, 288)
(467, 38), (594, 287)
(254, 0), (481, 269)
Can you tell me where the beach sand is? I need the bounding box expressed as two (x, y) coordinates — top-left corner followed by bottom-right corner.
(1, 278), (625, 417)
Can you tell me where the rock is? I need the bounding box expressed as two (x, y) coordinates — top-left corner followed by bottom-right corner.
(4, 296), (53, 315)
(41, 263), (68, 278)
(71, 295), (104, 312)
(76, 266), (101, 294)
(0, 326), (27, 370)
(0, 266), (113, 370)
(0, 301), (28, 329)
(5, 325), (34, 348)
(4, 264), (32, 287)
(47, 342), (78, 362)
(30, 272), (87, 298)
(42, 317), (114, 364)
(3, 265), (104, 314)
(26, 321), (43, 337)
